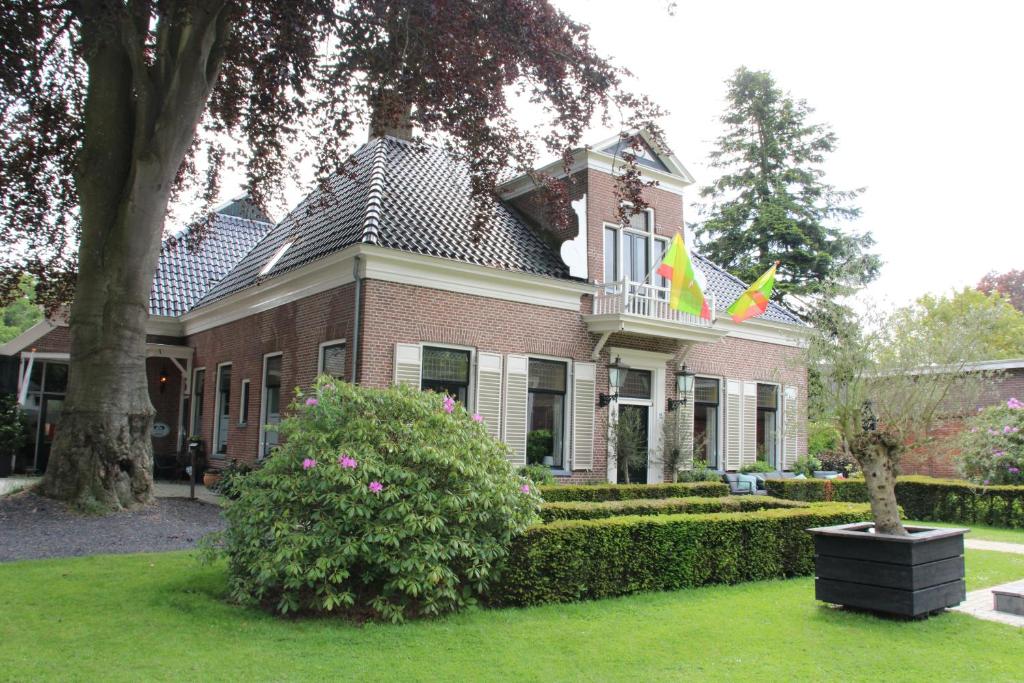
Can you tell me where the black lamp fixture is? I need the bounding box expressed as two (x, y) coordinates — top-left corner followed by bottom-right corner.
(158, 367), (169, 394)
(861, 399), (878, 432)
(598, 356), (629, 407)
(667, 364), (695, 412)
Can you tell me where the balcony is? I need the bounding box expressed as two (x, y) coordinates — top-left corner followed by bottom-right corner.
(584, 280), (728, 348)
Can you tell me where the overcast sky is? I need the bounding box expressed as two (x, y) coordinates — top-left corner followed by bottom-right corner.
(209, 0), (1022, 308)
(552, 0), (1024, 307)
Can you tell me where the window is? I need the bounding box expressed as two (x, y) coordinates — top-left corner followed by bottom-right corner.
(421, 346), (471, 404)
(213, 364), (232, 455)
(261, 354), (282, 458)
(527, 359), (568, 469)
(694, 377), (720, 468)
(319, 341), (346, 380)
(620, 369), (652, 399)
(191, 368), (205, 435)
(603, 226), (619, 283)
(756, 383), (779, 467)
(258, 238), (295, 276)
(627, 207), (651, 232)
(622, 231), (650, 284)
(654, 236), (669, 292)
(239, 379), (250, 426)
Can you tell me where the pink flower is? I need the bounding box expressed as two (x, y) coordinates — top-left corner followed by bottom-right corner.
(1009, 467), (1020, 475)
(302, 458), (317, 470)
(337, 454), (357, 469)
(984, 479), (991, 486)
(369, 481), (384, 494)
(305, 397), (319, 407)
(520, 484), (531, 494)
(1005, 425), (1015, 434)
(1008, 397), (1024, 410)
(443, 395), (455, 414)
(994, 450), (1006, 457)
(472, 413), (483, 422)
(970, 428), (978, 433)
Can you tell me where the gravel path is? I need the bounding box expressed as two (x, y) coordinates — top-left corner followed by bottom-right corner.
(0, 491), (225, 562)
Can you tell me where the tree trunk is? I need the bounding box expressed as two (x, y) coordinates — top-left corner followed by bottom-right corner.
(856, 441), (907, 536)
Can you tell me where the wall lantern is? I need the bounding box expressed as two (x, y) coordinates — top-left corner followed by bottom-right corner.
(598, 356), (629, 407)
(158, 367), (169, 393)
(667, 364), (695, 412)
(861, 399), (878, 432)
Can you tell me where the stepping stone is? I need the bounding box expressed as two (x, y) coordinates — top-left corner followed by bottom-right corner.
(993, 581), (1024, 616)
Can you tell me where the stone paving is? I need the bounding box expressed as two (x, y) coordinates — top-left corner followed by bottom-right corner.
(954, 580), (1024, 627)
(965, 538), (1024, 555)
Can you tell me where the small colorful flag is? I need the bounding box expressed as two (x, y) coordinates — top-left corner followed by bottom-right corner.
(656, 234), (711, 319)
(728, 261), (779, 323)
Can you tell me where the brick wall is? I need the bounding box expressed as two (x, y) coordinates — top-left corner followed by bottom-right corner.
(26, 325), (71, 353)
(186, 284), (356, 468)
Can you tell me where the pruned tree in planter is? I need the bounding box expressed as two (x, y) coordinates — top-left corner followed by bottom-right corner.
(609, 408), (647, 485)
(0, 1), (663, 509)
(811, 303), (990, 535)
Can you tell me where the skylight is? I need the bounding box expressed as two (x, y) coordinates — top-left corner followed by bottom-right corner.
(258, 239), (295, 277)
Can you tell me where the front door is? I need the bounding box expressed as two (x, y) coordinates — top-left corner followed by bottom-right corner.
(618, 403), (650, 484)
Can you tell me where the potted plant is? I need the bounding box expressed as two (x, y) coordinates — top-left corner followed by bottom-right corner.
(807, 304), (988, 618)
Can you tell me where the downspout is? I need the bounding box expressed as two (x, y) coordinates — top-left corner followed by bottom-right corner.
(352, 255), (362, 385)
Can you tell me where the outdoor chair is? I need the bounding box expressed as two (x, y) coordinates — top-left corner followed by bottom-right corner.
(722, 472), (755, 495)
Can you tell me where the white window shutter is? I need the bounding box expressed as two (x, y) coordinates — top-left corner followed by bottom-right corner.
(742, 381), (758, 466)
(572, 362), (596, 470)
(503, 355), (529, 467)
(724, 380), (742, 471)
(394, 343), (422, 387)
(783, 385), (799, 469)
(475, 352), (503, 440)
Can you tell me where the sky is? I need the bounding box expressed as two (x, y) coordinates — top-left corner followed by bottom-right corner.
(209, 0), (1023, 309)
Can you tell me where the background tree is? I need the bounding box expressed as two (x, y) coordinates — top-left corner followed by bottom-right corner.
(0, 276), (42, 344)
(0, 1), (663, 510)
(811, 304), (990, 535)
(692, 67), (880, 316)
(978, 269), (1024, 313)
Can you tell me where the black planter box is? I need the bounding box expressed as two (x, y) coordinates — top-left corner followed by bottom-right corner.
(808, 522), (968, 618)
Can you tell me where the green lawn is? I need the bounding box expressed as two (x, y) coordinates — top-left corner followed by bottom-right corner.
(907, 520), (1024, 545)
(1, 550), (1022, 682)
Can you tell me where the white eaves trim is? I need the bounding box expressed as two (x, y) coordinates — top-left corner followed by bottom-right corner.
(713, 318), (813, 348)
(0, 318), (62, 356)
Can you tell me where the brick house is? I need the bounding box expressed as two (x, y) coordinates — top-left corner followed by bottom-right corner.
(1, 131), (811, 483)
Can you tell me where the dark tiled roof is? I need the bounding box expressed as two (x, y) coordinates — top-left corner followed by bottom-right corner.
(693, 253), (804, 325)
(149, 212), (273, 317)
(197, 137), (569, 306)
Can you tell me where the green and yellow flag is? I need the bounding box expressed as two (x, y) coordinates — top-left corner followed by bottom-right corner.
(656, 234), (710, 319)
(728, 261), (778, 323)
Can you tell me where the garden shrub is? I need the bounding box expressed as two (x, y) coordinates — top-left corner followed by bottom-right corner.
(491, 503), (871, 606)
(895, 475), (1024, 527)
(538, 481), (728, 502)
(538, 495), (807, 522)
(518, 463), (556, 486)
(763, 478), (869, 502)
(816, 450), (859, 476)
(740, 461), (774, 474)
(790, 455), (821, 478)
(958, 400), (1024, 485)
(808, 420), (841, 457)
(214, 379), (538, 622)
(677, 459), (722, 483)
(526, 429), (553, 465)
(211, 459), (254, 499)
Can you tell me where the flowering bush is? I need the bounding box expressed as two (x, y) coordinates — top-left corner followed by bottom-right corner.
(959, 399), (1024, 485)
(213, 378), (539, 622)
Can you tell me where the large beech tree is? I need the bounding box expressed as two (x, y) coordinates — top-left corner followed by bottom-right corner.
(0, 1), (662, 509)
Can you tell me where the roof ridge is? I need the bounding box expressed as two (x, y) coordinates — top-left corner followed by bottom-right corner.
(360, 136), (389, 245)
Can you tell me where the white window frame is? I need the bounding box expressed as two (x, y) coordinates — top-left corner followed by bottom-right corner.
(212, 362), (232, 456)
(190, 366), (206, 437)
(238, 379), (251, 426)
(419, 342), (476, 408)
(755, 381), (783, 470)
(317, 338), (347, 379)
(602, 207), (664, 286)
(694, 375), (724, 470)
(258, 352), (283, 460)
(526, 353), (574, 473)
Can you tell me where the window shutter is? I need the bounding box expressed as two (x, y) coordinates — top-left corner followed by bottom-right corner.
(783, 385), (799, 469)
(572, 362), (596, 470)
(742, 381), (758, 466)
(724, 380), (742, 470)
(677, 383), (695, 472)
(503, 355), (529, 466)
(394, 343), (421, 387)
(475, 352), (503, 440)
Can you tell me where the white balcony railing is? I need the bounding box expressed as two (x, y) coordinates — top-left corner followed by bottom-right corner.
(593, 280), (716, 327)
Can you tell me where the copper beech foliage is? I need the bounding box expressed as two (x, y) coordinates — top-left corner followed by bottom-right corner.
(0, 0), (666, 310)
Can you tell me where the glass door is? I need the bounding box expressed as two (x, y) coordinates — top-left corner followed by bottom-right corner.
(617, 404), (650, 484)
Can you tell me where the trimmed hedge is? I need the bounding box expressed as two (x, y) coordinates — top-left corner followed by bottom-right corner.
(539, 495), (808, 523)
(538, 481), (728, 502)
(896, 476), (1024, 527)
(492, 503), (871, 606)
(763, 478), (868, 502)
